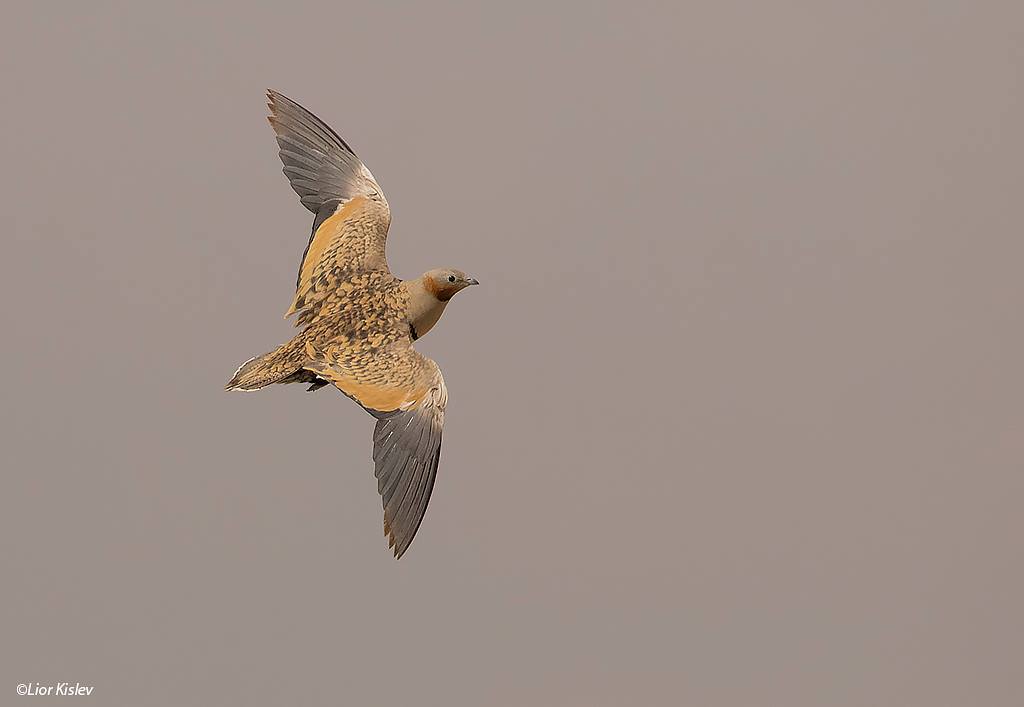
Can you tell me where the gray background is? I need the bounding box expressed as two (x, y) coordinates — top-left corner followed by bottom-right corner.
(2, 2), (1022, 706)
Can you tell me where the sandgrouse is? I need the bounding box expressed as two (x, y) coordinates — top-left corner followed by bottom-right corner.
(227, 90), (478, 559)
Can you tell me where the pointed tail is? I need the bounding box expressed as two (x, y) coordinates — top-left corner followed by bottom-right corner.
(225, 339), (303, 391)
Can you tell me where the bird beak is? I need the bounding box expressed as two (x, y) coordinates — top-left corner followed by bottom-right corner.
(465, 278), (480, 286)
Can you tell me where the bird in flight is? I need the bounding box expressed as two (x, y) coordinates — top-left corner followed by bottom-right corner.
(227, 90), (478, 558)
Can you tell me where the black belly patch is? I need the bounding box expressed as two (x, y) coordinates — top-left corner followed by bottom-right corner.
(306, 376), (330, 392)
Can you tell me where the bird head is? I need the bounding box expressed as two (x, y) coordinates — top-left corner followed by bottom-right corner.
(422, 268), (479, 302)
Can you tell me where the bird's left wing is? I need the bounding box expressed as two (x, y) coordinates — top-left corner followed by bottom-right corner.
(266, 90), (392, 324)
(302, 341), (447, 558)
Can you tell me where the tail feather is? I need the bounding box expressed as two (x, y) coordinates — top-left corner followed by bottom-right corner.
(226, 340), (303, 391)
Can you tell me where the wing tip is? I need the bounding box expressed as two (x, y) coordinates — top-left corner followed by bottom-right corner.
(266, 88), (286, 105)
(266, 89), (298, 123)
(384, 518), (409, 560)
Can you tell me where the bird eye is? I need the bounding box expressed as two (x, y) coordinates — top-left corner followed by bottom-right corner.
(448, 275), (456, 283)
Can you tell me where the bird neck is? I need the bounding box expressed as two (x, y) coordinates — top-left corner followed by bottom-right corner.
(404, 277), (449, 340)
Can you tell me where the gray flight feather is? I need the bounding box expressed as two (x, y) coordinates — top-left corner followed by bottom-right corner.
(371, 401), (444, 558)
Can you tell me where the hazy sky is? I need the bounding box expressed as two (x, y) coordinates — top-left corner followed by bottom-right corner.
(2, 2), (1022, 706)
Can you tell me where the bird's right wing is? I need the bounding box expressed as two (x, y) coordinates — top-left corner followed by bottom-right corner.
(266, 90), (392, 323)
(372, 383), (446, 559)
(302, 340), (447, 558)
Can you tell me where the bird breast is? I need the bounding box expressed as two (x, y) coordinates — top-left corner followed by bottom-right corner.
(408, 296), (448, 340)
